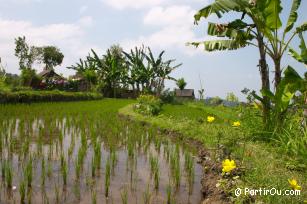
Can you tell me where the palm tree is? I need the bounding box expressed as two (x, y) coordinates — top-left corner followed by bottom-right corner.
(176, 78), (187, 90)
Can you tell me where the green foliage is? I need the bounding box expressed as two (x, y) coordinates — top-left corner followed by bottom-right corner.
(20, 68), (41, 87)
(206, 96), (223, 106)
(192, 0), (306, 131)
(37, 46), (64, 70)
(289, 32), (307, 65)
(261, 66), (305, 131)
(226, 92), (239, 102)
(176, 78), (187, 90)
(0, 90), (102, 103)
(14, 36), (38, 70)
(0, 65), (8, 91)
(160, 89), (175, 104)
(134, 94), (162, 116)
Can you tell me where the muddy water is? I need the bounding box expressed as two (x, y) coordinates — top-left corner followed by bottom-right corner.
(0, 103), (203, 204)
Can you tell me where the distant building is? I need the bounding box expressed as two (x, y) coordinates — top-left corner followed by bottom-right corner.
(175, 89), (195, 99)
(38, 69), (65, 82)
(38, 69), (66, 89)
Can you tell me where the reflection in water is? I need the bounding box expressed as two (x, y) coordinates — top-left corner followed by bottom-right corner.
(0, 104), (202, 204)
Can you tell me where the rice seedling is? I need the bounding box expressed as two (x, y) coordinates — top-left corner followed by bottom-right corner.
(68, 138), (75, 160)
(169, 148), (181, 189)
(75, 159), (81, 180)
(94, 142), (101, 171)
(1, 160), (6, 179)
(19, 180), (26, 204)
(166, 184), (172, 204)
(91, 188), (97, 204)
(25, 158), (33, 188)
(104, 158), (111, 198)
(120, 186), (128, 204)
(91, 156), (96, 178)
(47, 160), (52, 178)
(110, 149), (117, 173)
(153, 166), (159, 190)
(73, 180), (81, 200)
(184, 152), (195, 194)
(143, 184), (151, 204)
(41, 157), (46, 186)
(54, 183), (60, 204)
(60, 154), (68, 186)
(5, 162), (13, 188)
(27, 186), (32, 204)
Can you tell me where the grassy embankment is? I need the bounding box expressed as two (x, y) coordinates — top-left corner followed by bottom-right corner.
(0, 90), (102, 103)
(119, 102), (307, 204)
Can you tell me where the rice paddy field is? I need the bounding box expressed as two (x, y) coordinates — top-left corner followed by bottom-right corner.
(0, 99), (203, 204)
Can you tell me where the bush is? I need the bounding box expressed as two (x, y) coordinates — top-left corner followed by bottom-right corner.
(204, 96), (223, 106)
(160, 89), (175, 104)
(134, 94), (162, 116)
(0, 90), (103, 104)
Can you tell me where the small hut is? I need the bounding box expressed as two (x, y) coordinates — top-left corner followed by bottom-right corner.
(38, 69), (64, 82)
(175, 89), (195, 99)
(38, 69), (66, 89)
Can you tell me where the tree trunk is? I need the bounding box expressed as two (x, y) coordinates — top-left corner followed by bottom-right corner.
(257, 35), (271, 129)
(274, 57), (281, 90)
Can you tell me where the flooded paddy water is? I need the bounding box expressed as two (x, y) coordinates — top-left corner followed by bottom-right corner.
(0, 100), (203, 203)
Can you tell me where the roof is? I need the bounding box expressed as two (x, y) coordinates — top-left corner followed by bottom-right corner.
(38, 69), (63, 79)
(175, 89), (195, 97)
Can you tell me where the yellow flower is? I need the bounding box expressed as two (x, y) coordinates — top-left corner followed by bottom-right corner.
(232, 121), (241, 127)
(207, 116), (215, 123)
(288, 179), (302, 190)
(222, 159), (236, 173)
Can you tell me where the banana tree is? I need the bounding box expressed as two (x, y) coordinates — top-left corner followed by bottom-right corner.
(289, 33), (307, 123)
(192, 0), (306, 128)
(261, 66), (305, 132)
(68, 56), (98, 91)
(90, 48), (127, 98)
(123, 46), (149, 92)
(145, 48), (182, 95)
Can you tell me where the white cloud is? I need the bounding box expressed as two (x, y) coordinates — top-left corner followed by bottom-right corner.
(78, 16), (94, 27)
(122, 5), (204, 55)
(0, 17), (102, 76)
(144, 5), (195, 26)
(102, 0), (165, 10)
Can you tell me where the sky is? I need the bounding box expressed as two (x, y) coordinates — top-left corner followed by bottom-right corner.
(0, 0), (306, 100)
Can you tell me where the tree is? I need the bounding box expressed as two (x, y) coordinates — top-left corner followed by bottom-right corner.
(124, 46), (181, 94)
(38, 46), (64, 70)
(176, 78), (187, 90)
(14, 36), (37, 70)
(145, 48), (181, 95)
(124, 46), (148, 93)
(90, 45), (127, 97)
(68, 56), (98, 91)
(191, 0), (306, 129)
(192, 0), (271, 127)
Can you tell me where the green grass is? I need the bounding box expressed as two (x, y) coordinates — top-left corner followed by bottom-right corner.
(119, 102), (307, 204)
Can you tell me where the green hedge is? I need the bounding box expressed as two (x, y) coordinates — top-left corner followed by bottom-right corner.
(0, 90), (103, 103)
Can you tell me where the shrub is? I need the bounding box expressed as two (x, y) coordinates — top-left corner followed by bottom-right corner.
(226, 92), (239, 102)
(205, 96), (223, 106)
(134, 94), (162, 116)
(0, 90), (103, 104)
(160, 89), (175, 104)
